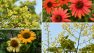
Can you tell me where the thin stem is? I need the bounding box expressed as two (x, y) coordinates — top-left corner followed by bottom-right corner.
(76, 32), (81, 53)
(76, 25), (84, 53)
(10, 30), (13, 38)
(63, 26), (78, 39)
(25, 44), (31, 52)
(45, 23), (50, 53)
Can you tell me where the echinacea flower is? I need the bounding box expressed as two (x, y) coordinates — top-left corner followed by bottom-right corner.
(51, 7), (71, 22)
(7, 37), (21, 52)
(18, 29), (36, 44)
(58, 0), (69, 6)
(43, 0), (58, 14)
(70, 0), (92, 19)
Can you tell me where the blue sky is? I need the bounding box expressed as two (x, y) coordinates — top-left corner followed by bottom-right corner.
(35, 0), (42, 14)
(42, 23), (94, 53)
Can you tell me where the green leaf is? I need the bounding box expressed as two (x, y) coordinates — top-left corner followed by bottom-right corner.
(0, 50), (6, 53)
(47, 47), (62, 53)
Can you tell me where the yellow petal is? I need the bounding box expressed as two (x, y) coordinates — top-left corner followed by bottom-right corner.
(30, 37), (36, 40)
(13, 48), (16, 52)
(27, 39), (31, 43)
(7, 41), (11, 46)
(16, 48), (20, 52)
(7, 47), (13, 52)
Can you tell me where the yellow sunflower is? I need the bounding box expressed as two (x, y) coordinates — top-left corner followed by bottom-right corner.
(7, 37), (21, 52)
(18, 29), (36, 44)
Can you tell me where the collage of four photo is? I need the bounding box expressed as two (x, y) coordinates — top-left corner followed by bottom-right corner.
(0, 0), (94, 53)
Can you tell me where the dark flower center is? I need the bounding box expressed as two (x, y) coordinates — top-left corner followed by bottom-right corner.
(11, 40), (18, 47)
(23, 33), (30, 39)
(55, 15), (62, 22)
(76, 1), (84, 9)
(47, 2), (52, 8)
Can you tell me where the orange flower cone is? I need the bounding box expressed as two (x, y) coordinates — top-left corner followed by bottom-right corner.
(43, 0), (58, 14)
(51, 7), (71, 22)
(70, 0), (92, 19)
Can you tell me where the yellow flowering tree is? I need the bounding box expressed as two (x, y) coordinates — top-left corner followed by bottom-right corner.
(42, 23), (94, 53)
(0, 0), (40, 28)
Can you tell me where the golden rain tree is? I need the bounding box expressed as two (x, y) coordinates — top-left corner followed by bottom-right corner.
(0, 0), (40, 28)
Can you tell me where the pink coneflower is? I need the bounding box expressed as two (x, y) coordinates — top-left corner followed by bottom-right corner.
(70, 0), (92, 19)
(43, 0), (58, 14)
(51, 7), (71, 22)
